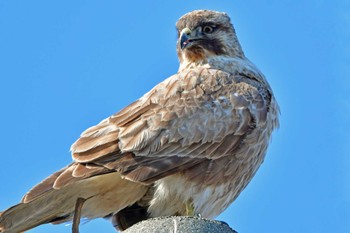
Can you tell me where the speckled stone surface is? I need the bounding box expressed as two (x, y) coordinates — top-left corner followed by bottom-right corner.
(123, 216), (237, 233)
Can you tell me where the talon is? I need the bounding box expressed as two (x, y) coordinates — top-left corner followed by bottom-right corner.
(185, 201), (195, 216)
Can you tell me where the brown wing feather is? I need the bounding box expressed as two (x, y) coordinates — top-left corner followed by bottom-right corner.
(71, 67), (269, 179)
(22, 163), (112, 203)
(22, 169), (64, 203)
(25, 67), (270, 202)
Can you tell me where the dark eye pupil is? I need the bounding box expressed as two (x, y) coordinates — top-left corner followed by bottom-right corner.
(203, 26), (213, 33)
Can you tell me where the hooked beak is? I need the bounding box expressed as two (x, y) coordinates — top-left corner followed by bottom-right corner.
(180, 28), (193, 50)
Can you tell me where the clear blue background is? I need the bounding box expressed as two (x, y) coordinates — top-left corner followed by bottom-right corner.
(0, 1), (348, 232)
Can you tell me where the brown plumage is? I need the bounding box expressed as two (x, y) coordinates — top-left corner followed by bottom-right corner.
(0, 10), (279, 233)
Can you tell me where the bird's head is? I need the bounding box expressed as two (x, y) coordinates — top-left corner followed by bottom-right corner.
(176, 10), (244, 65)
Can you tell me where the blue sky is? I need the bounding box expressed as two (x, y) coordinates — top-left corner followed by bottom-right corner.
(0, 1), (348, 232)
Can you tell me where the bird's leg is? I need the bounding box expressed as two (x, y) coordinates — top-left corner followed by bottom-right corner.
(185, 200), (195, 216)
(72, 197), (87, 233)
(184, 200), (202, 218)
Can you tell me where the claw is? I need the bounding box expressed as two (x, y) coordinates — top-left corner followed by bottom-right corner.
(185, 201), (195, 216)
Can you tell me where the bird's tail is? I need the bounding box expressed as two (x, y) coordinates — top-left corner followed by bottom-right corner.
(0, 184), (83, 233)
(0, 166), (147, 233)
(0, 164), (92, 233)
(0, 159), (149, 233)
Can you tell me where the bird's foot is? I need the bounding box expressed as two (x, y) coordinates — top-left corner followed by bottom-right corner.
(185, 201), (195, 216)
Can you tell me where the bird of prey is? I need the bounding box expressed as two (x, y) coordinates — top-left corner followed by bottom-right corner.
(0, 10), (279, 233)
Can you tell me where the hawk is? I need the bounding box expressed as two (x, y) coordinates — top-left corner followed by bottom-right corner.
(0, 10), (279, 233)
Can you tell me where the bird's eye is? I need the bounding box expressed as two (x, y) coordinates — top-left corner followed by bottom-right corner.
(202, 25), (214, 34)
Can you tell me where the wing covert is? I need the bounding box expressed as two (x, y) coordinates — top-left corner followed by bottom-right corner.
(69, 67), (270, 184)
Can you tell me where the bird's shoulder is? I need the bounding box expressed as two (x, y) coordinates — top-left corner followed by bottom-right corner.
(71, 63), (272, 162)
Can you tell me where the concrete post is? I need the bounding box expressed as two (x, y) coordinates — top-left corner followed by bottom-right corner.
(123, 216), (237, 233)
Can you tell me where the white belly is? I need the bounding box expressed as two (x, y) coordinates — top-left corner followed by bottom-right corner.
(147, 175), (243, 219)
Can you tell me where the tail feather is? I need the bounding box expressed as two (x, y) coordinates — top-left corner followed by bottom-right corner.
(0, 172), (148, 233)
(0, 187), (79, 233)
